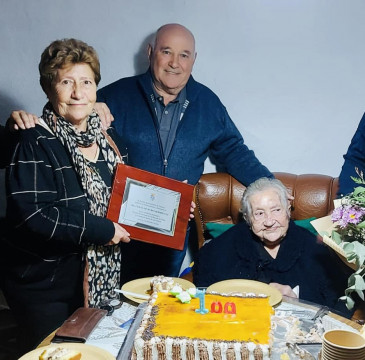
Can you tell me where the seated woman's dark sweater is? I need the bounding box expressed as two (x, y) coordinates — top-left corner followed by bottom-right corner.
(194, 220), (353, 316)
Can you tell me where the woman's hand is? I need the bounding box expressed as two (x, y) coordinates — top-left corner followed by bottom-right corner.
(107, 223), (131, 245)
(8, 110), (39, 131)
(269, 282), (298, 298)
(94, 102), (114, 129)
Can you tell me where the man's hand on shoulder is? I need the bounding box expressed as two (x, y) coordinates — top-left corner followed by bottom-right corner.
(8, 110), (39, 131)
(94, 102), (114, 130)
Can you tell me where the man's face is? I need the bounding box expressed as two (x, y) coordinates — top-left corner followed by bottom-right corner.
(149, 25), (196, 98)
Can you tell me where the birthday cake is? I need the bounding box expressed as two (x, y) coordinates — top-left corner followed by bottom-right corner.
(132, 277), (274, 360)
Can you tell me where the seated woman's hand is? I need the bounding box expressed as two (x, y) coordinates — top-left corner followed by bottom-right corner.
(8, 110), (39, 131)
(107, 223), (131, 245)
(269, 282), (298, 298)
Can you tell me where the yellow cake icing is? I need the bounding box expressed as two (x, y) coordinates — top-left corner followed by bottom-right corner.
(132, 281), (274, 360)
(153, 292), (272, 344)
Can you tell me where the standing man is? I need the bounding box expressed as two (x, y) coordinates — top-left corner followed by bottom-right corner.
(96, 23), (273, 282)
(5, 24), (273, 282)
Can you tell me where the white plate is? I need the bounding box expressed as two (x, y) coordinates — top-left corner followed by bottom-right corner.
(19, 343), (115, 360)
(121, 277), (195, 303)
(207, 279), (282, 307)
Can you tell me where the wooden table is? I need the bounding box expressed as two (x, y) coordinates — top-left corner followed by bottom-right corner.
(38, 329), (57, 348)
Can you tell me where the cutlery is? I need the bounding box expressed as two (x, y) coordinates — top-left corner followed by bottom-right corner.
(286, 342), (319, 359)
(300, 306), (329, 333)
(114, 289), (150, 300)
(119, 317), (134, 329)
(311, 306), (329, 321)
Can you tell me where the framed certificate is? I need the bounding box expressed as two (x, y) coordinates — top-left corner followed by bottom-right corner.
(106, 164), (194, 250)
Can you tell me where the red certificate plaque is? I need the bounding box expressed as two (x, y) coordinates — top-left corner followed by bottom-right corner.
(106, 164), (194, 250)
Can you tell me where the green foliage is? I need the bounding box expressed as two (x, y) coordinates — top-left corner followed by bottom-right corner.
(331, 168), (365, 309)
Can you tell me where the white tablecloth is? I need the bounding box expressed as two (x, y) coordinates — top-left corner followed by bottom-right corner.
(86, 302), (138, 357)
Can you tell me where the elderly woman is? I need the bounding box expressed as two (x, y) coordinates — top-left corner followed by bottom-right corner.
(1, 38), (130, 352)
(194, 177), (351, 312)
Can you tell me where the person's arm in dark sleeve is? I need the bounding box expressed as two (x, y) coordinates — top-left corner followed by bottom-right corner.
(209, 107), (273, 186)
(193, 224), (245, 287)
(0, 109), (39, 168)
(0, 123), (19, 169)
(193, 241), (221, 288)
(7, 129), (115, 247)
(338, 113), (365, 197)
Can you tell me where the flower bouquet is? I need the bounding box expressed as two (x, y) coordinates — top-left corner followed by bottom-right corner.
(311, 169), (365, 310)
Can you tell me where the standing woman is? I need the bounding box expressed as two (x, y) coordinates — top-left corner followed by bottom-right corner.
(1, 38), (130, 353)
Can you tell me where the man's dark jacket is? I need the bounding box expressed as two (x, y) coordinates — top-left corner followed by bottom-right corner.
(97, 70), (272, 186)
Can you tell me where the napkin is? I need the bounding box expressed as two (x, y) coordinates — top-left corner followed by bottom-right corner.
(292, 285), (300, 297)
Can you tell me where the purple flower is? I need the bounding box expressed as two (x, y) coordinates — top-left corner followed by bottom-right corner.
(332, 205), (365, 228)
(331, 207), (343, 222)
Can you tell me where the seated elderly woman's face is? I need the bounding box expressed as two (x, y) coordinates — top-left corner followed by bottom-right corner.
(249, 188), (290, 246)
(47, 63), (97, 128)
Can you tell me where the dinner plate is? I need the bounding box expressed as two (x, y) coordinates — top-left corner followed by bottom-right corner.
(19, 343), (115, 360)
(121, 277), (195, 303)
(207, 279), (282, 307)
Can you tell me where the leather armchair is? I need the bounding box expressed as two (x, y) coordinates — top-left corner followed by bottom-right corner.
(193, 172), (339, 249)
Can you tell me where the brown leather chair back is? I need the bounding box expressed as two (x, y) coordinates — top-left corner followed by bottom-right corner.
(193, 172), (339, 249)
